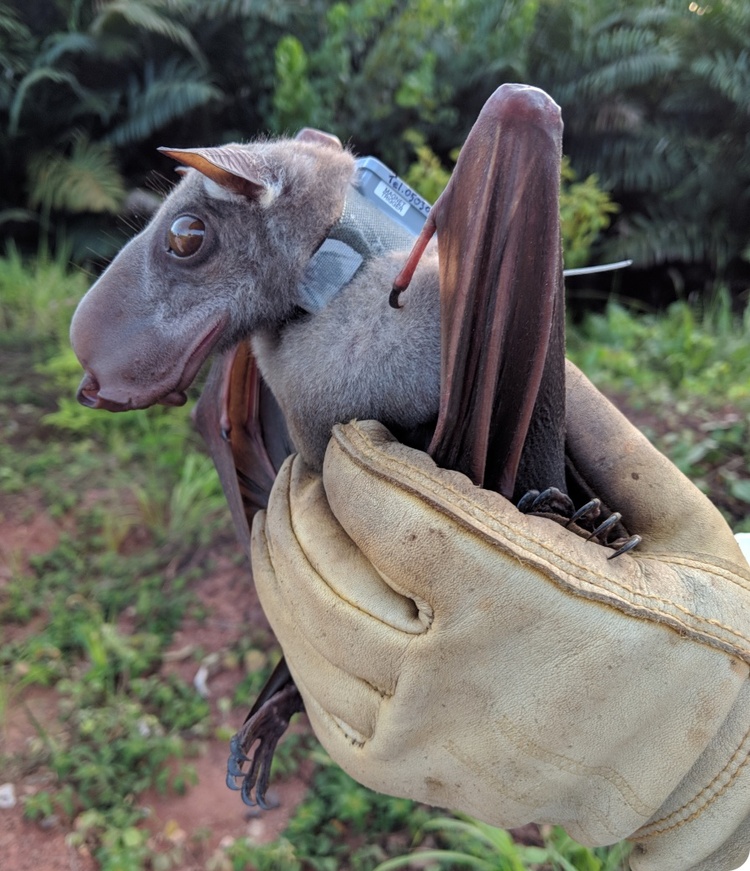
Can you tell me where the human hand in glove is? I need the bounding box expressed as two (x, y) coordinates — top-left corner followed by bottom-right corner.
(251, 361), (750, 871)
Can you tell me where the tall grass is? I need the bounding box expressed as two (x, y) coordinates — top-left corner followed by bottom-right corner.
(0, 242), (89, 343)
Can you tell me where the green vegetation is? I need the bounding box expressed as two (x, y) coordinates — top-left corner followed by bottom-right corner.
(2, 236), (749, 866)
(377, 816), (631, 871)
(0, 0), (748, 297)
(1, 1), (749, 864)
(568, 290), (750, 530)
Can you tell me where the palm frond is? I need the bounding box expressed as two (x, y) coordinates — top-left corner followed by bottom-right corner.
(605, 207), (733, 271)
(8, 64), (115, 135)
(89, 0), (207, 67)
(692, 50), (750, 113)
(181, 0), (297, 26)
(105, 58), (223, 146)
(28, 135), (126, 214)
(9, 67), (81, 135)
(0, 208), (36, 225)
(552, 30), (681, 104)
(36, 31), (99, 66)
(0, 3), (31, 40)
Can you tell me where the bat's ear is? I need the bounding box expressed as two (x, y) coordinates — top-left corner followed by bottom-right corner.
(294, 128), (343, 150)
(158, 145), (268, 199)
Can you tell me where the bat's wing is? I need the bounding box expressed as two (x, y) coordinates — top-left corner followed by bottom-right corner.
(393, 84), (567, 503)
(193, 341), (294, 560)
(194, 341), (302, 809)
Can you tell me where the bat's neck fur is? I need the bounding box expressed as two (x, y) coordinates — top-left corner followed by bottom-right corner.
(180, 141), (444, 468)
(252, 245), (441, 471)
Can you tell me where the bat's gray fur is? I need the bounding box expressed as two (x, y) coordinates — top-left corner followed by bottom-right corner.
(70, 138), (441, 467)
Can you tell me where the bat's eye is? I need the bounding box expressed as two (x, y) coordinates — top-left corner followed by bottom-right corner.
(167, 215), (205, 257)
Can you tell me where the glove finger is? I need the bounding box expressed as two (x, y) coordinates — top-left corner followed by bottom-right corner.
(565, 361), (745, 566)
(629, 678), (750, 871)
(252, 454), (420, 691)
(252, 509), (382, 740)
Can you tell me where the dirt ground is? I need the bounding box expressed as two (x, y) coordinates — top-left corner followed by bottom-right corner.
(0, 502), (312, 871)
(2, 389), (745, 870)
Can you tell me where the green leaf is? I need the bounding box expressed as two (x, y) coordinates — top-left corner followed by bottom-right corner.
(9, 67), (79, 135)
(89, 0), (207, 67)
(28, 135), (126, 214)
(375, 849), (495, 870)
(730, 479), (750, 504)
(105, 58), (223, 146)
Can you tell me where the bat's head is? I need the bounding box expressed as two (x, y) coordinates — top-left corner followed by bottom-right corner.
(70, 129), (354, 411)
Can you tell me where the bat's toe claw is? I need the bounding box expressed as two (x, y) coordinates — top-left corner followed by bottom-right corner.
(607, 534), (642, 560)
(565, 499), (642, 559)
(226, 736), (250, 785)
(579, 509), (642, 559)
(516, 490), (540, 512)
(586, 512), (622, 542)
(566, 498), (601, 528)
(226, 682), (304, 809)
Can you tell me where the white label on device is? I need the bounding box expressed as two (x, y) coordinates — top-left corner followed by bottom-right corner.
(374, 181), (409, 216)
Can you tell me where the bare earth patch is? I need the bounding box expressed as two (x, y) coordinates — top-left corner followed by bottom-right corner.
(2, 388), (738, 869)
(0, 509), (313, 870)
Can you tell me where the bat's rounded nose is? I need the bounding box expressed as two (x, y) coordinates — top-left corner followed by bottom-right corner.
(76, 372), (130, 412)
(76, 372), (101, 408)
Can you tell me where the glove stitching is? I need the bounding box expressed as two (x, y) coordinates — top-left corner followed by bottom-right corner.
(339, 423), (750, 661)
(633, 718), (750, 840)
(489, 714), (657, 820)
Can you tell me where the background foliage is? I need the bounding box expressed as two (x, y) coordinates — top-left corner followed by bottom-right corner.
(2, 2), (750, 868)
(0, 0), (748, 300)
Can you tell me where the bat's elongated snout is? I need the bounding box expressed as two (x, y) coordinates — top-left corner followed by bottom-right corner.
(70, 259), (226, 412)
(74, 370), (188, 411)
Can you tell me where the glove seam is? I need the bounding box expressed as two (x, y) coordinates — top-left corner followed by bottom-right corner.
(336, 423), (750, 663)
(643, 554), (750, 594)
(633, 715), (750, 841)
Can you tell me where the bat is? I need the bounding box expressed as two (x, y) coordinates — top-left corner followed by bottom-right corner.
(69, 83), (639, 809)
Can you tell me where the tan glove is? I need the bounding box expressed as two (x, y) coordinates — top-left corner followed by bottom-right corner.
(251, 361), (750, 871)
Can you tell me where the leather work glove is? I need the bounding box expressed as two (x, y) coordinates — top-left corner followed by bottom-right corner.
(251, 361), (750, 871)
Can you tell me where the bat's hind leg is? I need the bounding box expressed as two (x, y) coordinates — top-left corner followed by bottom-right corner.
(226, 682), (304, 808)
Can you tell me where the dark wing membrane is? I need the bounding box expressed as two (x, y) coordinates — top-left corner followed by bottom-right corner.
(426, 85), (567, 501)
(193, 341), (294, 559)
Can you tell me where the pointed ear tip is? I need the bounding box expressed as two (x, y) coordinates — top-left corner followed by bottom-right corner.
(157, 146), (187, 159)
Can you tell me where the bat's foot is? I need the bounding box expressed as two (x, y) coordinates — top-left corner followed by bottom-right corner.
(518, 490), (642, 560)
(578, 509), (642, 559)
(517, 486), (574, 517)
(226, 682), (304, 808)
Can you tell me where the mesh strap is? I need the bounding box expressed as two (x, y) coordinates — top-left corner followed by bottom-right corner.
(297, 187), (416, 313)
